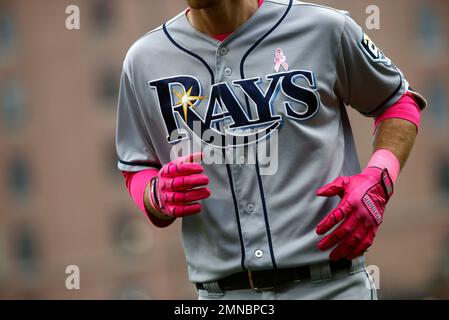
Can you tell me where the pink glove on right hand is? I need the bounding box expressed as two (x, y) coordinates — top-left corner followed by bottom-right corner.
(316, 167), (393, 261)
(149, 153), (211, 219)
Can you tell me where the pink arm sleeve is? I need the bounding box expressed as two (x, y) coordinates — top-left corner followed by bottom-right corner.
(374, 92), (421, 132)
(122, 170), (174, 228)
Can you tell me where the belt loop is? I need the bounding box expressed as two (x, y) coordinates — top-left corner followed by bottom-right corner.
(310, 262), (332, 283)
(202, 281), (225, 297)
(349, 255), (366, 275)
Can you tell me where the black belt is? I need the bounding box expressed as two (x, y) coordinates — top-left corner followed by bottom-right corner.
(196, 259), (352, 292)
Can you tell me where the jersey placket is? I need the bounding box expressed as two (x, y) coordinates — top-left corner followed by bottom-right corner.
(215, 43), (275, 270)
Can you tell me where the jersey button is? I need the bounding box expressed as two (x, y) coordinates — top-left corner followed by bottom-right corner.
(219, 47), (228, 56)
(254, 250), (264, 258)
(224, 67), (232, 76)
(246, 203), (255, 213)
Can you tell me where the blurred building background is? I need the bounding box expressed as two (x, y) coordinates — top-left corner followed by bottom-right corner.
(0, 0), (448, 299)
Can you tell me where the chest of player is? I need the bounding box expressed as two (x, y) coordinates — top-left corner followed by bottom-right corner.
(146, 40), (337, 148)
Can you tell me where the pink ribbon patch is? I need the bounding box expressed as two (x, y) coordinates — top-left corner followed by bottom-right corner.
(274, 48), (289, 72)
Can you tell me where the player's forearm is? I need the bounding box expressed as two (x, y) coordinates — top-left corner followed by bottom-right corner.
(373, 118), (417, 169)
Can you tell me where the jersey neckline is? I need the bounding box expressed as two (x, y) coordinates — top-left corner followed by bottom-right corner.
(180, 0), (268, 46)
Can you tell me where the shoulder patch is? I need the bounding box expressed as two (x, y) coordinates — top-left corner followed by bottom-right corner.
(359, 33), (391, 65)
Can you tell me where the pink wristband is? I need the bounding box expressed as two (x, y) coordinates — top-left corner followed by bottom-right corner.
(122, 170), (174, 228)
(366, 149), (401, 184)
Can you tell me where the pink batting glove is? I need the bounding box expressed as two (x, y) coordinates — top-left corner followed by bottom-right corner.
(149, 152), (211, 218)
(316, 167), (394, 261)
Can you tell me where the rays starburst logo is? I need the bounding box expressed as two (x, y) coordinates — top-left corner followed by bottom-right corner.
(172, 86), (207, 121)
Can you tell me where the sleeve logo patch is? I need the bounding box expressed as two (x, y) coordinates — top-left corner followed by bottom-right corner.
(359, 33), (391, 65)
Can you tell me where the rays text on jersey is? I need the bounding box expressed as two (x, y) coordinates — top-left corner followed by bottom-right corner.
(149, 70), (320, 148)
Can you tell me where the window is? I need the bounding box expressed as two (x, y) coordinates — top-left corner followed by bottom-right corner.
(8, 155), (31, 199)
(426, 81), (448, 133)
(0, 13), (15, 57)
(0, 233), (7, 277)
(416, 5), (445, 56)
(1, 80), (26, 130)
(431, 236), (449, 298)
(112, 211), (153, 257)
(441, 237), (449, 280)
(436, 157), (449, 194)
(99, 68), (119, 106)
(91, 0), (114, 34)
(14, 225), (39, 273)
(107, 141), (121, 180)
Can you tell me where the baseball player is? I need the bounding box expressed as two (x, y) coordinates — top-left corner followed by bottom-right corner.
(116, 0), (426, 300)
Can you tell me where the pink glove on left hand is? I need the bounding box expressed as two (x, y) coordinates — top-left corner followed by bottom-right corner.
(316, 167), (394, 261)
(149, 152), (211, 219)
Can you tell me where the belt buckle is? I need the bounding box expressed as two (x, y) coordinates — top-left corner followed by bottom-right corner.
(248, 271), (275, 292)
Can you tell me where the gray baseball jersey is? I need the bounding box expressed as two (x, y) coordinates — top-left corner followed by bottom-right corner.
(116, 0), (426, 284)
